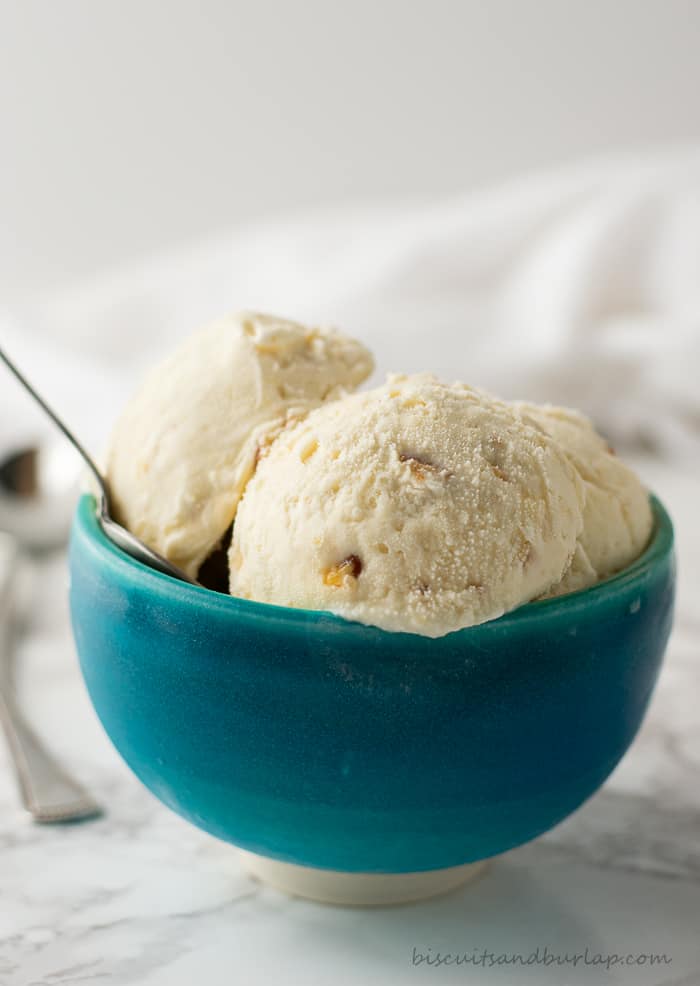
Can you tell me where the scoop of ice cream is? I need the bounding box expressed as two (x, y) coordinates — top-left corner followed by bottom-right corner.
(230, 374), (586, 636)
(105, 312), (373, 578)
(512, 403), (653, 596)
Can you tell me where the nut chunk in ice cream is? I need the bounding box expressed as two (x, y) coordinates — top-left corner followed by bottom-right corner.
(230, 375), (586, 636)
(105, 312), (373, 579)
(513, 403), (653, 596)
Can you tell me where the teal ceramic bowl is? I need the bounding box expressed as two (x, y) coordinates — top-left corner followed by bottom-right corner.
(69, 494), (674, 878)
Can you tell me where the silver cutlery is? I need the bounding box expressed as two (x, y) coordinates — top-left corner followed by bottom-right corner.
(0, 531), (102, 822)
(0, 343), (197, 823)
(0, 345), (198, 585)
(0, 442), (80, 551)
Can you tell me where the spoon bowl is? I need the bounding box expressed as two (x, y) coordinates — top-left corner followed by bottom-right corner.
(0, 443), (81, 551)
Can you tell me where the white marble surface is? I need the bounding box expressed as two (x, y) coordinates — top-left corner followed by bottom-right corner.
(1, 457), (699, 986)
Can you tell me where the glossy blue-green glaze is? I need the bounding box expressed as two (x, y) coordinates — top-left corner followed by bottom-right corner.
(69, 494), (675, 873)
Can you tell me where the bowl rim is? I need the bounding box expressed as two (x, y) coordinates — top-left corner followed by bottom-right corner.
(72, 493), (674, 639)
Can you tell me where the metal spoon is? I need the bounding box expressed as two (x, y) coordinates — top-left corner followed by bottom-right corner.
(0, 443), (80, 551)
(0, 530), (102, 822)
(0, 346), (199, 586)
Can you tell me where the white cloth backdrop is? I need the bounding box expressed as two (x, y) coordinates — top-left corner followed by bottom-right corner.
(2, 148), (700, 461)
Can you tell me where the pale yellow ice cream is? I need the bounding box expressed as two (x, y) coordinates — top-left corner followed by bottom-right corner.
(105, 312), (373, 578)
(105, 312), (652, 634)
(229, 374), (586, 636)
(512, 403), (653, 597)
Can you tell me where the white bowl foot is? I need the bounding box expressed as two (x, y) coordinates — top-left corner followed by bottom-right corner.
(237, 850), (489, 906)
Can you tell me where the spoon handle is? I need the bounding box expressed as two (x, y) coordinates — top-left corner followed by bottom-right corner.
(0, 691), (103, 823)
(0, 346), (106, 501)
(0, 536), (102, 823)
(1, 344), (197, 585)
